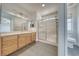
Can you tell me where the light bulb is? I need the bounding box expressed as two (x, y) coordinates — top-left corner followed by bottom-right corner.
(42, 4), (45, 7)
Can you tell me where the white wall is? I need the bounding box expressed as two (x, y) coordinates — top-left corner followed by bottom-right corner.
(36, 12), (41, 41)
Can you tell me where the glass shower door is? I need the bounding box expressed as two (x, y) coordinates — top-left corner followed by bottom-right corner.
(38, 18), (57, 45)
(46, 19), (57, 43)
(38, 20), (47, 40)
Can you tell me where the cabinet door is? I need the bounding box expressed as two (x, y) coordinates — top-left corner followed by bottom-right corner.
(2, 35), (17, 56)
(26, 33), (32, 45)
(18, 34), (26, 48)
(32, 32), (36, 42)
(0, 37), (1, 56)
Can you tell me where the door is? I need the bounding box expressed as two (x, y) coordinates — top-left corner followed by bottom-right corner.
(38, 18), (57, 45)
(38, 20), (47, 40)
(47, 19), (57, 43)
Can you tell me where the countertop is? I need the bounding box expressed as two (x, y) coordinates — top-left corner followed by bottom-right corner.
(0, 31), (36, 37)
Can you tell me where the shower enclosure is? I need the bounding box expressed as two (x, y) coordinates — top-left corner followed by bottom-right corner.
(38, 17), (58, 46)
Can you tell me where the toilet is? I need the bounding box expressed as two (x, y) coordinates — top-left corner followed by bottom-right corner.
(67, 37), (76, 48)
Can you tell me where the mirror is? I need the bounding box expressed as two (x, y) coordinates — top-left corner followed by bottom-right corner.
(0, 11), (35, 33)
(0, 3), (36, 33)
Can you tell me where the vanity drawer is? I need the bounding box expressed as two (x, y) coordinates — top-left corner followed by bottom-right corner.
(26, 33), (32, 45)
(2, 45), (17, 56)
(2, 40), (17, 48)
(18, 33), (32, 48)
(2, 35), (17, 41)
(0, 37), (1, 48)
(32, 32), (36, 41)
(2, 35), (18, 56)
(18, 34), (27, 48)
(0, 37), (1, 56)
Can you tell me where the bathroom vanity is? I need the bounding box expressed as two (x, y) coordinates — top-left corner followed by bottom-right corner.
(0, 37), (1, 55)
(0, 31), (36, 56)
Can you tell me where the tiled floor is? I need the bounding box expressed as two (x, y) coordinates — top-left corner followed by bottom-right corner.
(10, 42), (58, 56)
(68, 45), (79, 56)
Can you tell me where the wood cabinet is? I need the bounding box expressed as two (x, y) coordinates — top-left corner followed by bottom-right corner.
(18, 33), (32, 48)
(0, 32), (36, 56)
(25, 33), (32, 45)
(18, 34), (27, 48)
(32, 32), (36, 42)
(2, 35), (17, 56)
(0, 37), (1, 56)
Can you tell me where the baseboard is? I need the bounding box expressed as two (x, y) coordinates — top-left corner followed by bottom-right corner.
(38, 39), (57, 47)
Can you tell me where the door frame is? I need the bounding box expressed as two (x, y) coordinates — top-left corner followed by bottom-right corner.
(58, 3), (67, 56)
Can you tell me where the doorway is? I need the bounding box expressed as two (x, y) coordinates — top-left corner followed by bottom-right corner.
(67, 3), (79, 56)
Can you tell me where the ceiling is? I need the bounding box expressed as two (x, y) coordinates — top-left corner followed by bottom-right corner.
(67, 3), (78, 17)
(2, 3), (59, 18)
(17, 3), (59, 12)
